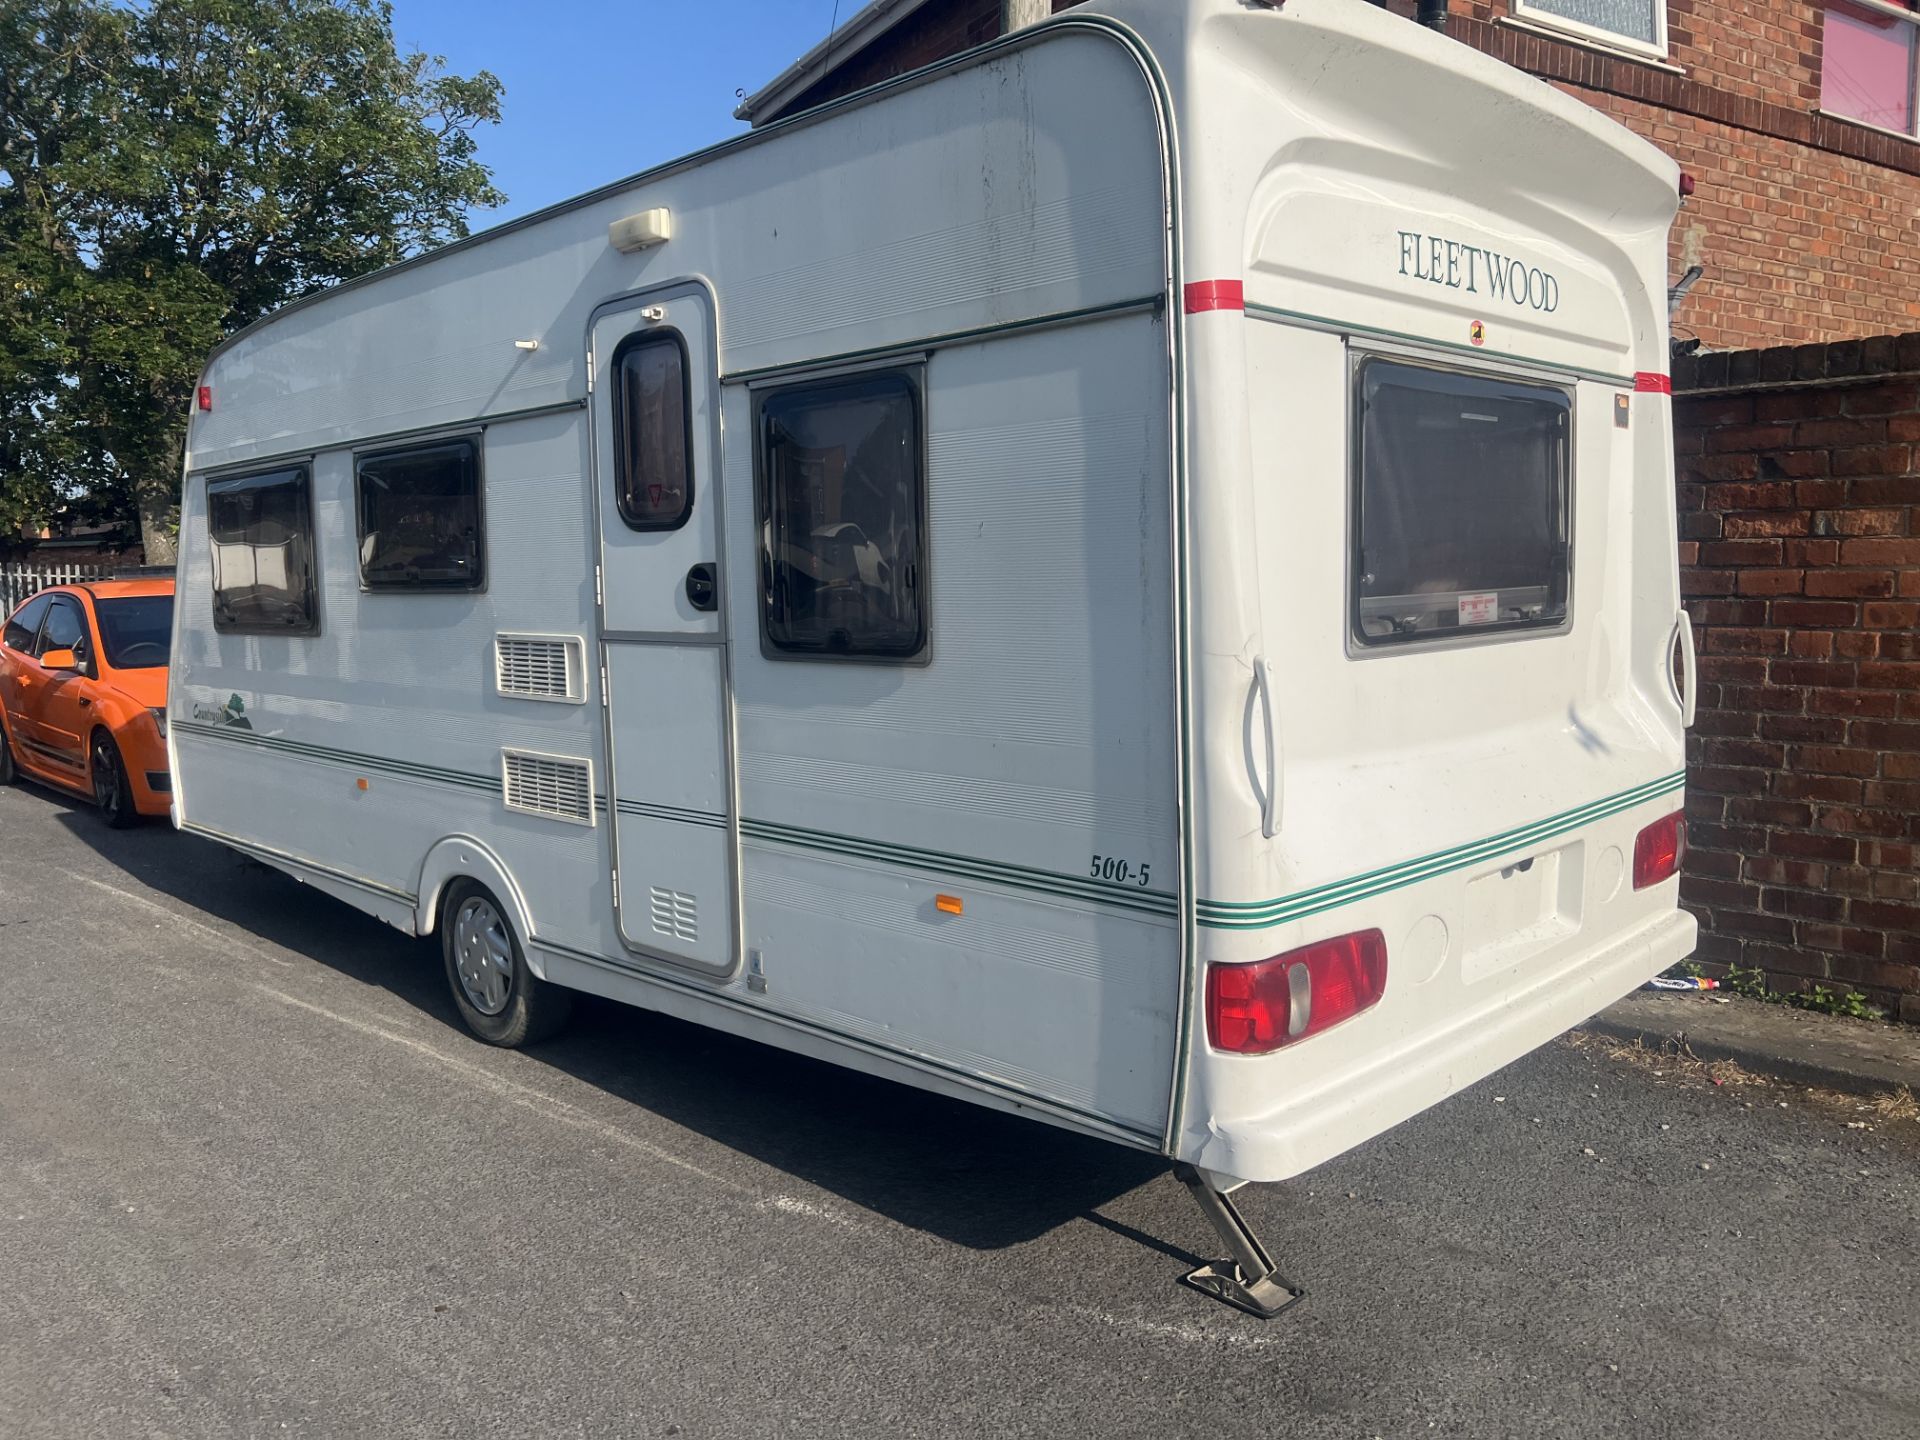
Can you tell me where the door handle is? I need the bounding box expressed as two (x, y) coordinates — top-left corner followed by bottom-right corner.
(684, 562), (718, 613)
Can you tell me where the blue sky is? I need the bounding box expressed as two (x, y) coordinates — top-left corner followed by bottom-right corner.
(387, 0), (859, 227)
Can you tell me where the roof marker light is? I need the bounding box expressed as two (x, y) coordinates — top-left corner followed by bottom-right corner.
(197, 386), (212, 411)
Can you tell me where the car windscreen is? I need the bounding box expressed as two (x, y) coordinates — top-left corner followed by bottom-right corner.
(94, 595), (174, 670)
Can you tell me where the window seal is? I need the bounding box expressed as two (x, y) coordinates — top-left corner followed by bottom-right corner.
(611, 328), (695, 534)
(752, 365), (931, 667)
(352, 431), (488, 594)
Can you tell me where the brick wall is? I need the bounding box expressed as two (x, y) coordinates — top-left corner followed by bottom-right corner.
(1673, 334), (1920, 1022)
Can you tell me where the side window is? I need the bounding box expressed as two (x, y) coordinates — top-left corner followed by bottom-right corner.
(207, 465), (320, 635)
(612, 332), (692, 531)
(37, 596), (87, 658)
(757, 370), (926, 661)
(355, 437), (485, 590)
(3, 594), (52, 652)
(1352, 358), (1572, 649)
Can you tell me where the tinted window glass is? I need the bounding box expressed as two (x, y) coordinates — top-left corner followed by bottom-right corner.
(208, 466), (319, 634)
(1353, 359), (1571, 648)
(759, 372), (925, 660)
(613, 332), (692, 531)
(95, 595), (174, 669)
(38, 596), (87, 657)
(356, 438), (484, 589)
(4, 594), (51, 652)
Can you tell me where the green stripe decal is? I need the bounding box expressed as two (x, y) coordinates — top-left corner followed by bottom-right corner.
(1196, 772), (1685, 931)
(1243, 302), (1638, 388)
(175, 720), (498, 794)
(742, 819), (1178, 918)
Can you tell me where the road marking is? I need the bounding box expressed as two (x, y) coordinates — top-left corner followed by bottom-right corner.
(252, 984), (747, 1193)
(52, 869), (295, 968)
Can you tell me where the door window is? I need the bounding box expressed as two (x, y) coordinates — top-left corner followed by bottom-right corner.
(37, 596), (88, 659)
(3, 594), (51, 652)
(612, 332), (693, 532)
(207, 465), (319, 634)
(1351, 358), (1572, 649)
(757, 370), (927, 660)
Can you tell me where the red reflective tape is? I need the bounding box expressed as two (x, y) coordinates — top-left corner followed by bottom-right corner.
(1634, 372), (1672, 394)
(1183, 279), (1244, 313)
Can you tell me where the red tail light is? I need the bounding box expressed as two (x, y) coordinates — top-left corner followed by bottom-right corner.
(1633, 811), (1686, 889)
(1205, 930), (1388, 1055)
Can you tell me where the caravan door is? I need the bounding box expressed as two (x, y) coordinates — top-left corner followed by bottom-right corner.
(590, 287), (737, 973)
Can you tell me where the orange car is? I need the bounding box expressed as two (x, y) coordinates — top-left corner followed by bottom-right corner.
(0, 578), (175, 826)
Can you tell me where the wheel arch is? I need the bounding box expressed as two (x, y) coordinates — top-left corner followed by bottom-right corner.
(414, 835), (548, 977)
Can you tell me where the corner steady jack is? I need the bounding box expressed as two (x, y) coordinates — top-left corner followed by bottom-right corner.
(1174, 1163), (1306, 1320)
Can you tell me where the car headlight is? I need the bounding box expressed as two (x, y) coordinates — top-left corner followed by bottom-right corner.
(149, 707), (168, 738)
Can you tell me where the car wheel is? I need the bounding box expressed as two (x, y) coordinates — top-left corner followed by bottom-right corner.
(90, 731), (137, 829)
(0, 721), (15, 786)
(441, 880), (573, 1047)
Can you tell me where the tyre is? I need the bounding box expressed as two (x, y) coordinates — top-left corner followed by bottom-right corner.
(0, 720), (15, 786)
(441, 880), (573, 1047)
(90, 730), (137, 829)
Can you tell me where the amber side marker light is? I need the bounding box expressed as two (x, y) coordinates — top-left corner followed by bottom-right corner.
(1206, 930), (1388, 1056)
(935, 894), (963, 915)
(1633, 811), (1686, 889)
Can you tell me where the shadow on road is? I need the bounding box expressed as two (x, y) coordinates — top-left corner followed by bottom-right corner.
(52, 801), (1184, 1258)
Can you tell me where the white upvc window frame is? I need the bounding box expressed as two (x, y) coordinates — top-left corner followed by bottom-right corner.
(1818, 0), (1920, 141)
(1510, 0), (1670, 62)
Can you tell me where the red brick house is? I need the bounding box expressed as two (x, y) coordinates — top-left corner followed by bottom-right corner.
(741, 0), (1920, 354)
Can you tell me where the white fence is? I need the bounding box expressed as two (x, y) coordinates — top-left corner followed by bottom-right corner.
(0, 562), (117, 616)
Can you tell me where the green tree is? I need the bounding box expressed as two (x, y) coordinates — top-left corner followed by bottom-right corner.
(0, 0), (503, 562)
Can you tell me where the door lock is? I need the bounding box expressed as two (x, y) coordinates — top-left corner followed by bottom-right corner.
(684, 563), (718, 613)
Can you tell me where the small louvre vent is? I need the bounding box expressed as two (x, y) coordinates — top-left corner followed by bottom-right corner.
(495, 634), (584, 703)
(649, 887), (698, 943)
(502, 750), (594, 826)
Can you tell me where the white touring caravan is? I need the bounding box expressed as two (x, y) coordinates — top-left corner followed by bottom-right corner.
(171, 0), (1696, 1315)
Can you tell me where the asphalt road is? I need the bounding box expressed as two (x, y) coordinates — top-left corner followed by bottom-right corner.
(2, 780), (1916, 1440)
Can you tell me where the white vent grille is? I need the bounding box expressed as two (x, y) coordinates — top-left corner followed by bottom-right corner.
(649, 887), (698, 943)
(495, 633), (585, 704)
(501, 750), (594, 826)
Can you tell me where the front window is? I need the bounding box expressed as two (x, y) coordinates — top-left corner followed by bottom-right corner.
(95, 595), (174, 669)
(207, 465), (319, 634)
(757, 371), (927, 660)
(1822, 1), (1919, 135)
(38, 595), (88, 660)
(1352, 358), (1572, 649)
(1511, 0), (1666, 56)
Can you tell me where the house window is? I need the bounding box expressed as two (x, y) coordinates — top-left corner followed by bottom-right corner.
(1511, 0), (1666, 56)
(757, 370), (927, 661)
(612, 331), (693, 532)
(355, 436), (485, 590)
(207, 465), (319, 635)
(1822, 1), (1919, 136)
(1351, 358), (1572, 650)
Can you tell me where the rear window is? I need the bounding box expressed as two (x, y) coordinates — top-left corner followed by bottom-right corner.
(1352, 359), (1571, 648)
(95, 595), (174, 669)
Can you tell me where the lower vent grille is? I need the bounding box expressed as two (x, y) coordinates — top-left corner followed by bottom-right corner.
(649, 887), (698, 943)
(502, 749), (594, 826)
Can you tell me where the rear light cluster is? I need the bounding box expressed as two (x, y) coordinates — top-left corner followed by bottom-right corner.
(1205, 930), (1387, 1055)
(1633, 811), (1686, 890)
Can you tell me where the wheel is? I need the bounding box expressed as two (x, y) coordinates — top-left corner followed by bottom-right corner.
(90, 731), (137, 829)
(441, 881), (572, 1047)
(0, 719), (15, 786)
